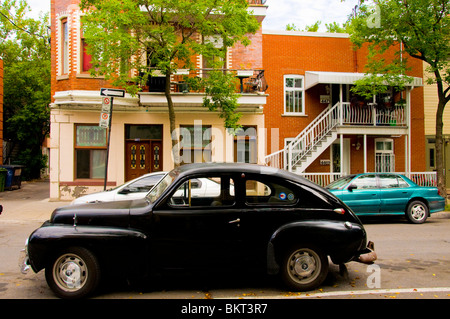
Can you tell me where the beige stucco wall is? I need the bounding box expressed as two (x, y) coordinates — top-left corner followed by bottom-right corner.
(49, 107), (265, 200)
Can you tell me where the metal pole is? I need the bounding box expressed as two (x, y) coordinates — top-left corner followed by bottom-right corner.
(104, 97), (113, 190)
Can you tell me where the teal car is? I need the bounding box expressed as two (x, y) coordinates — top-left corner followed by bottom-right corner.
(326, 173), (446, 224)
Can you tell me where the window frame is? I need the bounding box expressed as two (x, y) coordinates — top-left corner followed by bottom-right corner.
(74, 124), (108, 180)
(375, 138), (394, 172)
(61, 18), (69, 75)
(179, 124), (212, 165)
(167, 176), (236, 209)
(284, 74), (305, 115)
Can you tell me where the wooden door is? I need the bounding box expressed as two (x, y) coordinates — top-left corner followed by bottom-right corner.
(150, 141), (163, 172)
(125, 141), (151, 181)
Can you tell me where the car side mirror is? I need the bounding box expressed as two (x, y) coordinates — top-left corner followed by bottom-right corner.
(347, 184), (357, 192)
(118, 188), (131, 194)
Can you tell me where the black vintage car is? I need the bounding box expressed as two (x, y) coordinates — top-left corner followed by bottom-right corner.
(21, 163), (376, 299)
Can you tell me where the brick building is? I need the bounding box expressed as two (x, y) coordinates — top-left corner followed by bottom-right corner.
(263, 30), (427, 185)
(49, 1), (431, 200)
(49, 0), (268, 200)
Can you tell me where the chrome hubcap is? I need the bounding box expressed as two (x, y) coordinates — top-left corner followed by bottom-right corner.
(53, 254), (87, 291)
(288, 249), (320, 284)
(411, 204), (426, 221)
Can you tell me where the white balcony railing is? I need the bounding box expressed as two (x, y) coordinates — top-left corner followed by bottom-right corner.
(297, 171), (437, 188)
(265, 102), (407, 171)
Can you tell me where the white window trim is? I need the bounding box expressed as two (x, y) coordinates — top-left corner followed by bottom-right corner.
(375, 138), (394, 172)
(283, 74), (305, 115)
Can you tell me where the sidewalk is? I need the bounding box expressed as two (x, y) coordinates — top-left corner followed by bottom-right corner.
(0, 180), (69, 222)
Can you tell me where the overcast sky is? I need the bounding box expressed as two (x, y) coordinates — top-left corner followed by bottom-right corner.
(28, 0), (361, 32)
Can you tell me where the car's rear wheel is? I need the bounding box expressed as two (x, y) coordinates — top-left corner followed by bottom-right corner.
(280, 245), (328, 291)
(406, 200), (428, 224)
(45, 247), (101, 299)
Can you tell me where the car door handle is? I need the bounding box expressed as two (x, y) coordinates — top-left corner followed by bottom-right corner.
(229, 218), (240, 224)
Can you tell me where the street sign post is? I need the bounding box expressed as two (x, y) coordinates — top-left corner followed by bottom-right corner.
(100, 88), (126, 98)
(99, 88), (126, 190)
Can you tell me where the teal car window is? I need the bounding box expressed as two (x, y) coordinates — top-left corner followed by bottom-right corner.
(378, 175), (399, 188)
(351, 175), (377, 189)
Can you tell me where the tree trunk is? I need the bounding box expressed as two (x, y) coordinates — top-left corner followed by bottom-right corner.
(434, 72), (447, 199)
(164, 72), (180, 167)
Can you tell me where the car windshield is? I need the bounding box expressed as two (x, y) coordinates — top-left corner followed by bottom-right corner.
(146, 172), (177, 203)
(326, 175), (355, 189)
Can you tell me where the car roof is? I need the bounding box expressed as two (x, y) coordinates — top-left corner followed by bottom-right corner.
(171, 163), (321, 189)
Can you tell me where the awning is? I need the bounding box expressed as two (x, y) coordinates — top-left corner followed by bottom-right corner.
(304, 71), (423, 90)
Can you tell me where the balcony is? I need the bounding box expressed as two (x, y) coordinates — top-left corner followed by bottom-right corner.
(139, 69), (268, 111)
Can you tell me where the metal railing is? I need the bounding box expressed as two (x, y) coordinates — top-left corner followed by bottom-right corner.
(265, 102), (407, 171)
(341, 102), (406, 126)
(142, 68), (267, 94)
(296, 171), (437, 188)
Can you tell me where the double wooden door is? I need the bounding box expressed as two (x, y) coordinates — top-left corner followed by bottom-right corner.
(125, 141), (162, 181)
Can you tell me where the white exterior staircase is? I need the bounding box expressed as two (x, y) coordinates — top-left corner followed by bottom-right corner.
(265, 102), (340, 172)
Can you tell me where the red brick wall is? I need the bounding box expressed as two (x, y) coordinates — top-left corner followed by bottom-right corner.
(263, 32), (426, 172)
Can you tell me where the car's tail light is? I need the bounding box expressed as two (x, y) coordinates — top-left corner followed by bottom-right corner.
(334, 208), (345, 215)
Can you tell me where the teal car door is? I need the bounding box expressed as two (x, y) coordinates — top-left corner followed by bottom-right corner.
(378, 174), (412, 214)
(341, 174), (380, 215)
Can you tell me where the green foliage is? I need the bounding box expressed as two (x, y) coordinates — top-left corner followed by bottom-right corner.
(203, 71), (241, 129)
(346, 0), (450, 196)
(0, 0), (50, 179)
(80, 0), (259, 130)
(347, 0), (449, 92)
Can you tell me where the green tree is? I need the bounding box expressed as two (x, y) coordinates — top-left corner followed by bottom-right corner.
(80, 0), (259, 164)
(0, 0), (50, 179)
(346, 0), (450, 198)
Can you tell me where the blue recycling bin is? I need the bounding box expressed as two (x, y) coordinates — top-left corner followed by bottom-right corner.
(0, 165), (25, 190)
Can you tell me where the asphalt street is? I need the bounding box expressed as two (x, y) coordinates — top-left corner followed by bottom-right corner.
(1, 180), (450, 303)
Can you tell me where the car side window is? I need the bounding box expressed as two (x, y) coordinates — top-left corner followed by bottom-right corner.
(397, 176), (409, 188)
(245, 179), (297, 205)
(378, 175), (399, 188)
(125, 174), (163, 193)
(350, 175), (377, 189)
(168, 176), (235, 208)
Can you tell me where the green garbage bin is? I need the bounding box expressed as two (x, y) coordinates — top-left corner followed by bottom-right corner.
(0, 167), (7, 192)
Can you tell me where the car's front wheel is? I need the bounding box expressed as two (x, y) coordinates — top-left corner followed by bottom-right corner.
(280, 245), (328, 291)
(406, 200), (428, 224)
(45, 247), (101, 299)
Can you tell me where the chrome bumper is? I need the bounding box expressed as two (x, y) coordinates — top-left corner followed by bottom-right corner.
(19, 238), (31, 274)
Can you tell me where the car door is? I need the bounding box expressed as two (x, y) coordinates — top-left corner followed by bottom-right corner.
(237, 176), (300, 267)
(378, 174), (413, 214)
(150, 175), (243, 270)
(340, 174), (381, 214)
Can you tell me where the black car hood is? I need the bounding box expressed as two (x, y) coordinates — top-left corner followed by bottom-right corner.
(50, 199), (150, 228)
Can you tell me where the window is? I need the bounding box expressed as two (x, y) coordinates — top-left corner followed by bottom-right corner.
(81, 38), (92, 72)
(123, 174), (165, 193)
(379, 175), (409, 188)
(234, 126), (257, 163)
(245, 179), (297, 205)
(179, 125), (212, 164)
(350, 175), (377, 189)
(375, 139), (394, 172)
(75, 125), (107, 179)
(169, 177), (235, 207)
(284, 75), (305, 114)
(61, 19), (69, 74)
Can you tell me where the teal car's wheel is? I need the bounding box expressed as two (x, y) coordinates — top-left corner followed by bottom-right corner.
(45, 247), (101, 299)
(406, 200), (428, 224)
(280, 245), (328, 291)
